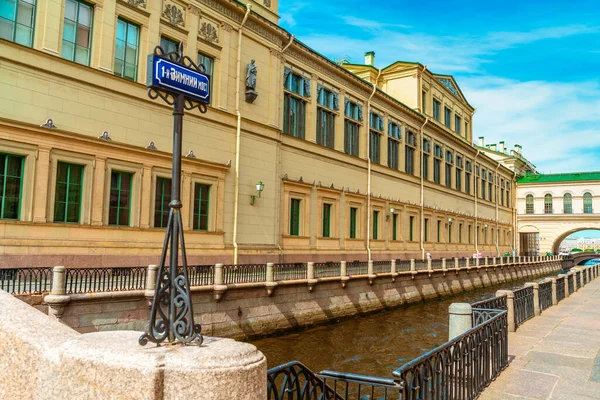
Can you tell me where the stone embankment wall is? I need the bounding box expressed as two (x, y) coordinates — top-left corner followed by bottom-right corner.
(42, 260), (564, 339)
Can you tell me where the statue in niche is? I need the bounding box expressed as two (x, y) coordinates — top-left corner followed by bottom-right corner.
(245, 59), (258, 103)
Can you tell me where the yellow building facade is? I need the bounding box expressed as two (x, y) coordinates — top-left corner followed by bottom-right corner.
(0, 0), (515, 267)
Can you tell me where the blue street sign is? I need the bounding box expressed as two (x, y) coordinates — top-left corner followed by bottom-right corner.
(146, 55), (210, 104)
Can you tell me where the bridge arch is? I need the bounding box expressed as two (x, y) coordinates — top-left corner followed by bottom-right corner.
(551, 228), (600, 254)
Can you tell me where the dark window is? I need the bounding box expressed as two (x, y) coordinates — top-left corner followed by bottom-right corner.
(350, 207), (357, 239)
(526, 194), (534, 214)
(409, 216), (414, 241)
(369, 130), (381, 163)
(564, 194), (572, 214)
(372, 210), (379, 240)
(437, 220), (441, 242)
(433, 144), (442, 184)
(322, 203), (331, 238)
(108, 170), (131, 226)
(468, 225), (472, 243)
(154, 177), (172, 228)
(444, 107), (452, 128)
(61, 0), (93, 65)
(433, 99), (441, 121)
(0, 0), (36, 47)
(459, 223), (463, 243)
(544, 194), (553, 214)
(54, 162), (83, 223)
(344, 120), (359, 156)
(424, 218), (429, 241)
(445, 150), (453, 188)
(481, 169), (486, 199)
(388, 121), (401, 170)
(193, 183), (210, 231)
(584, 192), (593, 213)
(114, 18), (139, 81)
(198, 52), (214, 105)
(160, 36), (178, 53)
(448, 222), (452, 243)
(290, 198), (301, 236)
(421, 91), (427, 113)
(422, 138), (430, 180)
(283, 71), (308, 139)
(454, 115), (461, 134)
(392, 213), (398, 241)
(455, 156), (462, 192)
(0, 153), (23, 220)
(317, 108), (335, 149)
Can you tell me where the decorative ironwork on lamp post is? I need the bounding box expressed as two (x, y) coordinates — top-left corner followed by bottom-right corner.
(139, 45), (210, 346)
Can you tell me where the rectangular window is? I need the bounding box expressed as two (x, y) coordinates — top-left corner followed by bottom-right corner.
(433, 144), (442, 184)
(433, 99), (441, 122)
(392, 213), (398, 241)
(322, 203), (331, 238)
(193, 183), (210, 231)
(108, 170), (131, 226)
(388, 121), (401, 170)
(423, 138), (430, 180)
(468, 225), (472, 243)
(369, 130), (381, 163)
(464, 121), (469, 137)
(114, 18), (139, 81)
(160, 36), (178, 53)
(422, 91), (426, 113)
(489, 180), (493, 201)
(350, 207), (357, 239)
(283, 93), (306, 139)
(459, 223), (463, 243)
(317, 108), (335, 149)
(409, 216), (414, 241)
(455, 155), (462, 192)
(372, 210), (379, 240)
(405, 132), (416, 175)
(445, 150), (453, 188)
(344, 120), (359, 157)
(154, 177), (172, 228)
(455, 115), (461, 134)
(61, 0), (93, 65)
(0, 0), (36, 47)
(481, 169), (486, 199)
(198, 52), (214, 105)
(448, 223), (452, 243)
(444, 107), (452, 128)
(290, 198), (301, 236)
(437, 220), (441, 242)
(0, 153), (24, 220)
(54, 162), (83, 223)
(424, 218), (429, 241)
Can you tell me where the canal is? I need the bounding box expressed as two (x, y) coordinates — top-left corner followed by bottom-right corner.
(252, 270), (566, 377)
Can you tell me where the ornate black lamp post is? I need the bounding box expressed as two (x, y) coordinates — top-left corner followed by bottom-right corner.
(139, 45), (210, 346)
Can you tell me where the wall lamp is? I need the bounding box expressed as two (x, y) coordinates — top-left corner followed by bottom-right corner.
(386, 207), (395, 221)
(448, 217), (453, 223)
(484, 224), (488, 229)
(250, 181), (265, 205)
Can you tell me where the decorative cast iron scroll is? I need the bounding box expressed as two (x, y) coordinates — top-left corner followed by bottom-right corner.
(139, 45), (208, 346)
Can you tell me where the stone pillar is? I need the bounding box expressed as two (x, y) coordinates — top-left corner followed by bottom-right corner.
(496, 289), (515, 332)
(91, 157), (106, 226)
(213, 263), (227, 301)
(32, 147), (51, 223)
(427, 259), (432, 271)
(410, 259), (416, 272)
(44, 266), (70, 321)
(549, 278), (557, 305)
(475, 257), (479, 267)
(560, 274), (569, 297)
(454, 257), (459, 269)
(368, 260), (374, 276)
(465, 258), (470, 268)
(144, 264), (158, 307)
(492, 257), (496, 265)
(391, 259), (396, 274)
(526, 282), (540, 316)
(442, 258), (447, 271)
(484, 256), (488, 266)
(340, 261), (349, 287)
(307, 262), (315, 280)
(448, 303), (472, 340)
(572, 271), (578, 292)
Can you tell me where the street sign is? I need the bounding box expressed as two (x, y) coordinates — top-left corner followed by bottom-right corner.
(146, 54), (211, 104)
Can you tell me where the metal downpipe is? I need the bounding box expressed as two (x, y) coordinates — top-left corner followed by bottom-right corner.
(495, 162), (501, 257)
(474, 150), (480, 257)
(419, 117), (429, 260)
(366, 69), (382, 262)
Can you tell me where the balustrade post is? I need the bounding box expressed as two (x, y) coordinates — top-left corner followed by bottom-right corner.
(427, 259), (432, 271)
(144, 264), (158, 307)
(391, 259), (397, 274)
(213, 263), (227, 301)
(265, 263), (277, 296)
(572, 271), (578, 292)
(484, 256), (488, 266)
(340, 261), (349, 288)
(465, 258), (470, 268)
(454, 257), (459, 269)
(307, 262), (315, 280)
(492, 256), (496, 265)
(410, 259), (416, 272)
(44, 266), (70, 321)
(368, 260), (374, 276)
(496, 290), (515, 332)
(448, 303), (473, 340)
(475, 257), (479, 267)
(442, 258), (447, 271)
(549, 278), (557, 305)
(526, 282), (540, 316)
(558, 274), (568, 297)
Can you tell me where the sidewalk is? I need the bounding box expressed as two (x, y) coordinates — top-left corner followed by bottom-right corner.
(481, 278), (600, 399)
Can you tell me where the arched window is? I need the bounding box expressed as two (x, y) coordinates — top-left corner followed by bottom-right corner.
(563, 193), (572, 214)
(584, 192), (593, 213)
(544, 194), (553, 214)
(526, 194), (534, 214)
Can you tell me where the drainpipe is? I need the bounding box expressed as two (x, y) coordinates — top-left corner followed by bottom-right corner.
(512, 170), (518, 255)
(495, 162), (501, 257)
(474, 150), (481, 257)
(366, 69), (382, 262)
(419, 117), (429, 260)
(232, 4), (252, 265)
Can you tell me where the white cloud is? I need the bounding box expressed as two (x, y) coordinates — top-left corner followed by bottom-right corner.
(341, 16), (411, 30)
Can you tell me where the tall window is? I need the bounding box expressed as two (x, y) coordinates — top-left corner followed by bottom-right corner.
(421, 91), (427, 113)
(290, 198), (301, 236)
(468, 225), (472, 244)
(445, 150), (453, 188)
(433, 99), (441, 122)
(61, 0), (93, 65)
(455, 155), (463, 191)
(433, 144), (442, 184)
(388, 121), (401, 170)
(464, 121), (469, 137)
(160, 36), (178, 53)
(437, 220), (441, 242)
(108, 171), (131, 226)
(500, 180), (505, 206)
(405, 131), (416, 175)
(198, 52), (214, 105)
(0, 0), (36, 46)
(448, 222), (452, 243)
(444, 107), (452, 129)
(344, 99), (362, 156)
(454, 115), (461, 135)
(564, 193), (572, 214)
(372, 210), (379, 240)
(424, 218), (429, 241)
(369, 112), (383, 164)
(0, 153), (23, 220)
(475, 166), (480, 197)
(193, 183), (210, 231)
(481, 169), (486, 199)
(465, 160), (472, 195)
(317, 86), (337, 149)
(488, 174), (493, 201)
(154, 177), (172, 228)
(349, 207), (358, 239)
(409, 216), (414, 241)
(459, 223), (463, 243)
(392, 213), (398, 241)
(322, 203), (331, 238)
(422, 138), (430, 180)
(506, 182), (510, 207)
(114, 19), (139, 81)
(283, 70), (308, 139)
(584, 192), (593, 213)
(544, 194), (553, 214)
(525, 194), (534, 214)
(54, 162), (83, 223)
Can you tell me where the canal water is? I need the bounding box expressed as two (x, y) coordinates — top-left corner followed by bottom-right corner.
(252, 271), (566, 377)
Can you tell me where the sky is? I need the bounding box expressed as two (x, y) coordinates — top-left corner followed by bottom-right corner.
(278, 0), (600, 173)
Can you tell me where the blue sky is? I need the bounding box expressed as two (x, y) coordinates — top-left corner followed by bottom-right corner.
(278, 0), (600, 173)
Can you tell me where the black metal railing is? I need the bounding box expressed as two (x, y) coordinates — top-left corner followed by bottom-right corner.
(396, 259), (411, 272)
(274, 263), (307, 281)
(314, 262), (341, 278)
(373, 260), (391, 274)
(346, 261), (368, 276)
(430, 259), (443, 270)
(222, 264), (266, 284)
(393, 309), (508, 400)
(513, 286), (534, 327)
(568, 274), (574, 294)
(539, 281), (553, 312)
(583, 269), (588, 285)
(577, 271), (582, 288)
(64, 266), (147, 294)
(458, 258), (468, 268)
(0, 267), (53, 295)
(414, 260), (428, 271)
(471, 295), (507, 311)
(187, 265), (214, 286)
(556, 277), (565, 302)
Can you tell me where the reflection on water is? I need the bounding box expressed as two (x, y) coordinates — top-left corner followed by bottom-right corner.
(252, 272), (564, 377)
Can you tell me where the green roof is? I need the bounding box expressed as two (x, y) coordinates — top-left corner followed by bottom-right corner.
(518, 172), (600, 184)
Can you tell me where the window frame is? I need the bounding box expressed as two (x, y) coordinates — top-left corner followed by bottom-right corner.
(322, 202), (332, 238)
(433, 98), (441, 122)
(525, 194), (534, 214)
(108, 170), (132, 227)
(61, 0), (94, 65)
(53, 161), (84, 224)
(0, 0), (37, 47)
(369, 112), (384, 164)
(583, 192), (593, 214)
(114, 18), (140, 81)
(563, 193), (572, 214)
(0, 153), (24, 220)
(283, 69), (309, 139)
(405, 131), (416, 175)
